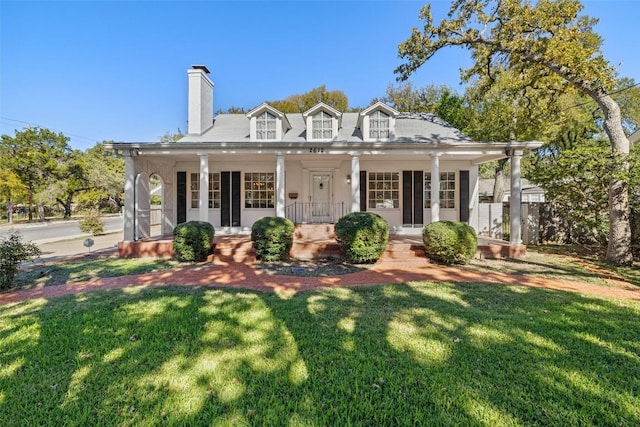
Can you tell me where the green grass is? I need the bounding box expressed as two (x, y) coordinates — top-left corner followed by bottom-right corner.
(1, 283), (639, 426)
(15, 258), (181, 289)
(464, 246), (640, 288)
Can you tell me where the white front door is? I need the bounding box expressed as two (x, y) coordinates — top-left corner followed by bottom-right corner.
(311, 173), (331, 222)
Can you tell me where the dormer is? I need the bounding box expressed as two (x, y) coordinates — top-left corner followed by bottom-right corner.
(303, 102), (342, 141)
(246, 103), (291, 141)
(357, 102), (400, 141)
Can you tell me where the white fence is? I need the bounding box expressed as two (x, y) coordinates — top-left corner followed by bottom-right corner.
(477, 202), (542, 245)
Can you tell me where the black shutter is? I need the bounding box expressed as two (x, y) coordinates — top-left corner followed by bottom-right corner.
(402, 171), (413, 225)
(176, 172), (187, 224)
(221, 171), (230, 226)
(232, 171), (241, 226)
(459, 170), (470, 223)
(413, 170), (424, 226)
(360, 170), (367, 212)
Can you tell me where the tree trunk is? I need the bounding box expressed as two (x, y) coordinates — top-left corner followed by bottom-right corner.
(596, 93), (633, 266)
(27, 187), (33, 222)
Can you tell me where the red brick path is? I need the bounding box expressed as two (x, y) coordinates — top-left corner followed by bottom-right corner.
(1, 256), (638, 306)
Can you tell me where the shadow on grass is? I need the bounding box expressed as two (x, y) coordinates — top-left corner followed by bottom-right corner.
(1, 282), (639, 426)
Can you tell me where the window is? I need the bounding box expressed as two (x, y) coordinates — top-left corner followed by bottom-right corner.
(190, 173), (199, 208)
(424, 172), (456, 209)
(208, 172), (220, 208)
(191, 173), (221, 208)
(256, 111), (277, 139)
(312, 111), (333, 139)
(368, 172), (399, 209)
(369, 110), (389, 139)
(244, 172), (275, 208)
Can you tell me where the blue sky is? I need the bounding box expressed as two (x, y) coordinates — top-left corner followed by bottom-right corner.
(1, 0), (639, 151)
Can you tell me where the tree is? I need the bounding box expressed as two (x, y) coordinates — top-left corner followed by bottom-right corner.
(269, 85), (349, 113)
(0, 128), (72, 221)
(159, 128), (184, 143)
(80, 142), (125, 210)
(0, 168), (26, 223)
(396, 0), (633, 265)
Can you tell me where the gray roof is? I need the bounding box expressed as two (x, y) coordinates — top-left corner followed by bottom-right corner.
(179, 111), (474, 145)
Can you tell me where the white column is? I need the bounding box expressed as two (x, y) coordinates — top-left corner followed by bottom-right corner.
(123, 153), (136, 241)
(430, 154), (440, 223)
(199, 154), (209, 222)
(276, 154), (285, 217)
(510, 150), (523, 245)
(351, 154), (360, 213)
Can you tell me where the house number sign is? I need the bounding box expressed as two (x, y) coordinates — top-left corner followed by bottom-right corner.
(309, 147), (325, 153)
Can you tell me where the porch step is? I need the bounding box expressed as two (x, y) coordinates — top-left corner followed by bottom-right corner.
(212, 237), (256, 263)
(294, 224), (335, 240)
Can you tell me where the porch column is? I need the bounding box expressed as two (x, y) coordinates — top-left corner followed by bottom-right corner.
(430, 154), (440, 223)
(123, 151), (137, 241)
(509, 150), (523, 245)
(199, 154), (209, 222)
(351, 154), (360, 213)
(276, 153), (285, 217)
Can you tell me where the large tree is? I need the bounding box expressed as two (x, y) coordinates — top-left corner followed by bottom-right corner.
(268, 85), (350, 113)
(0, 128), (73, 221)
(396, 0), (633, 265)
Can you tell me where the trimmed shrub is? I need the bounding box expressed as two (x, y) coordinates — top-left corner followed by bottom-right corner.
(173, 221), (215, 262)
(422, 221), (477, 265)
(251, 216), (295, 262)
(79, 210), (104, 236)
(0, 232), (41, 289)
(335, 212), (389, 264)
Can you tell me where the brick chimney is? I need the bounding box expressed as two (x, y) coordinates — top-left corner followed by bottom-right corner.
(187, 65), (214, 135)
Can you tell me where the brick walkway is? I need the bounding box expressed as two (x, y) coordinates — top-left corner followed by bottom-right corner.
(2, 255), (639, 306)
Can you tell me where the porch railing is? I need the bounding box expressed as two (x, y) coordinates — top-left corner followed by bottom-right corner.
(285, 202), (349, 224)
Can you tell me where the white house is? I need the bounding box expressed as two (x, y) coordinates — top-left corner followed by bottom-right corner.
(107, 65), (543, 254)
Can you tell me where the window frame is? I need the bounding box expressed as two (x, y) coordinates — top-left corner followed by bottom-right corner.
(312, 111), (333, 139)
(424, 172), (456, 209)
(256, 111), (277, 140)
(369, 110), (390, 139)
(244, 172), (275, 209)
(368, 172), (399, 209)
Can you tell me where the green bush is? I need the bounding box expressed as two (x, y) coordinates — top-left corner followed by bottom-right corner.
(79, 210), (104, 236)
(335, 212), (389, 264)
(0, 232), (41, 289)
(251, 216), (295, 262)
(173, 221), (215, 262)
(422, 221), (477, 265)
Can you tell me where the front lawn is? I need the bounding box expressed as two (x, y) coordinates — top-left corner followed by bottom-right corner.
(1, 283), (638, 426)
(14, 258), (181, 290)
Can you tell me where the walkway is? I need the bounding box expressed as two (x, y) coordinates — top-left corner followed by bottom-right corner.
(2, 254), (639, 306)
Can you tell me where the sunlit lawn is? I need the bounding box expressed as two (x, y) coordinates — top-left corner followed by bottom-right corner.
(1, 282), (639, 426)
(14, 258), (182, 290)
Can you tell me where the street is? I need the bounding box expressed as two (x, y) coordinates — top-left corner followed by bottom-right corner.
(0, 215), (124, 244)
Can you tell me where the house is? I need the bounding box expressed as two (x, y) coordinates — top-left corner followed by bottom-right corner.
(107, 65), (543, 255)
(479, 178), (546, 203)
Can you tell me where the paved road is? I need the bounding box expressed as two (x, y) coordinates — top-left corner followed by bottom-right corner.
(0, 216), (124, 244)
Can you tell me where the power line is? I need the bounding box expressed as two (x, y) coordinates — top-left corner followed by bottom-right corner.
(0, 117), (98, 143)
(561, 81), (640, 112)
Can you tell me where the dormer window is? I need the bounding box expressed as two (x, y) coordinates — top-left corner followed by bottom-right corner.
(256, 111), (277, 139)
(246, 103), (291, 141)
(312, 111), (333, 139)
(369, 110), (389, 139)
(303, 103), (342, 141)
(358, 102), (400, 141)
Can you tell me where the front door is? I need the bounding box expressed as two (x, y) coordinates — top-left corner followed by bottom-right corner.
(311, 173), (331, 222)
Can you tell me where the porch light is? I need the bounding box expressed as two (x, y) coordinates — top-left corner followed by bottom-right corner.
(346, 174), (351, 184)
